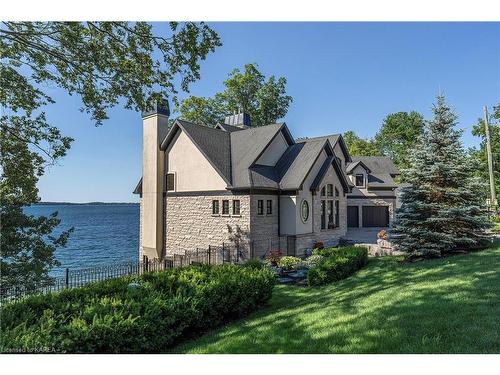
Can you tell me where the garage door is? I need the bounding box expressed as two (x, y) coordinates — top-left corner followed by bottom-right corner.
(347, 206), (359, 227)
(362, 206), (389, 227)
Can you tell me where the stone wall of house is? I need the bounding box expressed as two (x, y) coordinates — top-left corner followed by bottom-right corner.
(165, 194), (251, 255)
(346, 196), (397, 227)
(139, 198), (144, 258)
(249, 194), (280, 257)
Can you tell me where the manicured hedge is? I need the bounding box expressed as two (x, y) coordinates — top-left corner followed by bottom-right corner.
(0, 264), (275, 353)
(308, 246), (368, 286)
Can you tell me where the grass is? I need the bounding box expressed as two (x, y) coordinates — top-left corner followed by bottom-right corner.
(174, 245), (500, 354)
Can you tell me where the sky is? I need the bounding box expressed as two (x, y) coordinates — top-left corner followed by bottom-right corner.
(36, 22), (500, 203)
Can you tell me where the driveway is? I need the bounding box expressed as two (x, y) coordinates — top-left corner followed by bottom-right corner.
(345, 227), (387, 245)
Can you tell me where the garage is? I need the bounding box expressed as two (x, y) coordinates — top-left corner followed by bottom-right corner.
(362, 206), (389, 227)
(347, 206), (359, 227)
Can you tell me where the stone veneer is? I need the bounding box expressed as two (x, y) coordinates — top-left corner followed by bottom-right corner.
(164, 194), (251, 255)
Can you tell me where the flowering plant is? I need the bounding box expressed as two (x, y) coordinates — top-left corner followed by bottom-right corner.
(313, 241), (324, 250)
(377, 230), (388, 240)
(277, 256), (302, 271)
(266, 249), (283, 266)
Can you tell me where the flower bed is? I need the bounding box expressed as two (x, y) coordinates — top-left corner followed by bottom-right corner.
(0, 264), (275, 353)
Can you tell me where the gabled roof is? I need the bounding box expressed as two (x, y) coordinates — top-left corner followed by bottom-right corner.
(367, 173), (398, 188)
(346, 160), (371, 174)
(309, 156), (350, 193)
(160, 119), (232, 185)
(349, 156), (399, 175)
(297, 134), (351, 162)
(230, 123), (294, 188)
(133, 177), (142, 195)
(279, 138), (329, 190)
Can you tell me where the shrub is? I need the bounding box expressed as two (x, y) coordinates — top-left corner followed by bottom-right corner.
(0, 264), (275, 353)
(308, 246), (368, 286)
(277, 256), (301, 271)
(303, 254), (324, 269)
(241, 258), (266, 270)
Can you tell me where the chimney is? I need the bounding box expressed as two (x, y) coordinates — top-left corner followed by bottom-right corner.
(224, 111), (251, 128)
(140, 99), (169, 260)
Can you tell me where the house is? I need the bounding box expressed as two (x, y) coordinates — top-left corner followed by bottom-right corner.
(346, 156), (400, 228)
(133, 100), (399, 260)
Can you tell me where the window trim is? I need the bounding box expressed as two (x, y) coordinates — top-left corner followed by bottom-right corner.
(212, 200), (219, 215)
(266, 199), (273, 215)
(222, 199), (230, 215)
(355, 174), (364, 187)
(300, 199), (310, 223)
(232, 199), (241, 216)
(257, 200), (264, 216)
(327, 184), (334, 197)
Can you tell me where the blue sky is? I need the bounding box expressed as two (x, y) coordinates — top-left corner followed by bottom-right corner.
(37, 22), (500, 203)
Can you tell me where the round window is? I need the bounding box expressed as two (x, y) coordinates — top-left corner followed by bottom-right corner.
(300, 199), (309, 223)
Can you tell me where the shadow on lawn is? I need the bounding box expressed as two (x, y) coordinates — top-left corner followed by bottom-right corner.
(175, 248), (500, 354)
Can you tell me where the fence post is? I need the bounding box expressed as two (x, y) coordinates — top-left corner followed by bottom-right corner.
(208, 245), (211, 265)
(65, 268), (69, 288)
(143, 255), (149, 272)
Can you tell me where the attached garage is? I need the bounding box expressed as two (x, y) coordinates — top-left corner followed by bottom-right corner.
(347, 206), (359, 227)
(362, 206), (389, 227)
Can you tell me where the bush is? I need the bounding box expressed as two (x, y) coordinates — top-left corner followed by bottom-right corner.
(277, 256), (301, 270)
(241, 258), (266, 270)
(308, 246), (368, 286)
(0, 264), (275, 353)
(303, 254), (324, 269)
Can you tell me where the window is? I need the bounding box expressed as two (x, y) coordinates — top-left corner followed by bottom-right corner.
(266, 200), (272, 215)
(257, 200), (264, 215)
(233, 200), (240, 215)
(301, 199), (310, 223)
(335, 200), (339, 228)
(222, 200), (229, 215)
(321, 200), (326, 229)
(166, 173), (175, 191)
(355, 174), (364, 187)
(321, 186), (326, 196)
(327, 184), (333, 196)
(335, 187), (339, 197)
(212, 200), (219, 215)
(328, 200), (334, 228)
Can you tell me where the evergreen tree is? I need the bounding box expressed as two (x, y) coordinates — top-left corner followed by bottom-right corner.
(391, 96), (491, 258)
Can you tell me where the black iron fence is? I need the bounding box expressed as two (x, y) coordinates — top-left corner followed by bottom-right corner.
(1, 236), (296, 303)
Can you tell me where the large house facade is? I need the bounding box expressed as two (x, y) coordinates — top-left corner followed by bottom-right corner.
(134, 101), (399, 260)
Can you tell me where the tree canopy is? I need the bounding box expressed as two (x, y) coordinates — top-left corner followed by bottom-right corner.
(375, 111), (424, 171)
(0, 22), (221, 292)
(178, 63), (292, 126)
(342, 130), (382, 157)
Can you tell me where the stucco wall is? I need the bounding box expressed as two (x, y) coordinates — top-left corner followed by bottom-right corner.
(255, 131), (289, 166)
(166, 130), (227, 192)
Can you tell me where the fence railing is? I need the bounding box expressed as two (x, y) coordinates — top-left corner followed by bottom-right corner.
(1, 236), (296, 302)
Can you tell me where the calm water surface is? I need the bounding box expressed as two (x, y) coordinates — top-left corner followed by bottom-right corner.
(24, 204), (139, 277)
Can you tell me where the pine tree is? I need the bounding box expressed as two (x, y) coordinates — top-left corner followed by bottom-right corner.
(391, 96), (492, 258)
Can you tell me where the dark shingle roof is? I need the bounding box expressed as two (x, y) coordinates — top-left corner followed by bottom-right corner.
(279, 139), (327, 190)
(161, 120), (232, 184)
(297, 134), (351, 162)
(230, 124), (285, 188)
(367, 173), (398, 188)
(216, 123), (245, 133)
(349, 156), (399, 175)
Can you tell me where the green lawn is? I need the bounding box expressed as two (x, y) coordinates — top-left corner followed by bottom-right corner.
(174, 245), (500, 354)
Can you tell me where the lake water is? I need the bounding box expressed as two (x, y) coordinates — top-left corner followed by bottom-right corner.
(24, 204), (140, 277)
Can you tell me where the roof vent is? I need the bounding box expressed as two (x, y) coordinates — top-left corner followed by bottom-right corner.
(224, 112), (251, 128)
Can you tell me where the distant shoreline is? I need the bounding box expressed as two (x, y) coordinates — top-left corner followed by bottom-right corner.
(36, 202), (139, 205)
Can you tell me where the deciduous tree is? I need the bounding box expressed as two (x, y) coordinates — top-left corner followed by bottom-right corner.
(0, 22), (221, 292)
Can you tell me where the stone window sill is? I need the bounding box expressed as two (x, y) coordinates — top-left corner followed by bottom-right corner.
(221, 214), (230, 217)
(211, 214), (220, 217)
(232, 214), (242, 218)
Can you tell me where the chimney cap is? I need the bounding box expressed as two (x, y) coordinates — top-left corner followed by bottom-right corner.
(142, 98), (170, 118)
